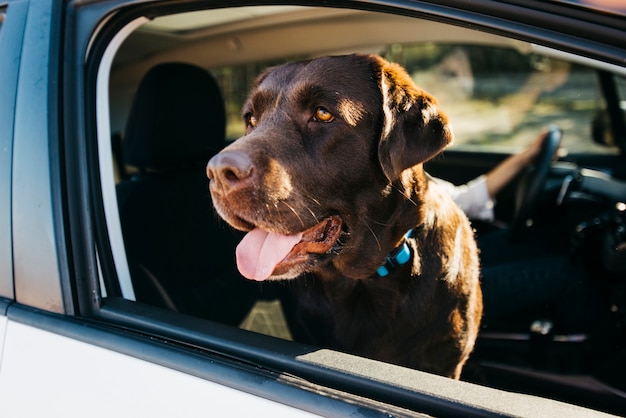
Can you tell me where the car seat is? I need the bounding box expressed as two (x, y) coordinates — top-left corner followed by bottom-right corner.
(116, 62), (262, 325)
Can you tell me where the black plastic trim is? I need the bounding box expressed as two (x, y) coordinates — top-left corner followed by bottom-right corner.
(97, 298), (606, 417)
(365, 0), (626, 68)
(46, 0), (76, 316)
(98, 299), (491, 417)
(0, 297), (12, 316)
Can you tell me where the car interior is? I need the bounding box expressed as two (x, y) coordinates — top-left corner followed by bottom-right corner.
(95, 4), (626, 414)
(116, 61), (273, 324)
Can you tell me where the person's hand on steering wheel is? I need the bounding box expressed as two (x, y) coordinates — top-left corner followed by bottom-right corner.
(483, 126), (562, 238)
(510, 126), (562, 238)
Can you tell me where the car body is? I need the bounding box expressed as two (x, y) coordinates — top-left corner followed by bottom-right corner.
(1, 0), (625, 416)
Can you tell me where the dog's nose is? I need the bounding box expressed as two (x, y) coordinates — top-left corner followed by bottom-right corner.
(206, 150), (255, 193)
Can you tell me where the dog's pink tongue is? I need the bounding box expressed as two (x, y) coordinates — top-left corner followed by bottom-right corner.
(236, 228), (303, 281)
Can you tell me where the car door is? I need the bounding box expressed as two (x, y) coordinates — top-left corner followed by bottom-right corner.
(1, 0), (623, 416)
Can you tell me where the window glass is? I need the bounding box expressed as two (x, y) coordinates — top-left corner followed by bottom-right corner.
(383, 43), (614, 154)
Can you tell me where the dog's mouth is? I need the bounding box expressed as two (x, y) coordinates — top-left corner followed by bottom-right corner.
(235, 216), (343, 281)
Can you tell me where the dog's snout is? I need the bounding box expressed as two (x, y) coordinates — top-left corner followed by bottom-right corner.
(207, 150), (255, 193)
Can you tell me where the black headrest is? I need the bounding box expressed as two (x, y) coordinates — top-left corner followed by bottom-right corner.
(123, 63), (226, 170)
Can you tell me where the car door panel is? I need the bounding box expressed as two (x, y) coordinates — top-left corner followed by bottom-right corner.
(0, 304), (374, 417)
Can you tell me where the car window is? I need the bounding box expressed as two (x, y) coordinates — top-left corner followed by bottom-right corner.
(94, 4), (626, 415)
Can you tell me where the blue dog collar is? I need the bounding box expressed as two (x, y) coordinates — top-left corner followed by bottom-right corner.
(376, 229), (414, 278)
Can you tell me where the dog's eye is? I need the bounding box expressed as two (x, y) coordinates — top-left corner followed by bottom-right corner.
(245, 113), (258, 128)
(314, 107), (334, 123)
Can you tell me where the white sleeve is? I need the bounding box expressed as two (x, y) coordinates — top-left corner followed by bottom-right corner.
(433, 175), (495, 221)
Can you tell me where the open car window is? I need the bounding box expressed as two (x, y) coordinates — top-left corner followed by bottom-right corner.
(82, 3), (626, 416)
(107, 5), (623, 326)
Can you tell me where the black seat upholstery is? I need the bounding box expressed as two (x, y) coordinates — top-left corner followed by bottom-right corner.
(117, 63), (261, 325)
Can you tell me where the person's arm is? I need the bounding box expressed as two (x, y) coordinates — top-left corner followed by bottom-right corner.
(499, 61), (570, 130)
(434, 175), (495, 221)
(484, 132), (546, 198)
(437, 131), (552, 221)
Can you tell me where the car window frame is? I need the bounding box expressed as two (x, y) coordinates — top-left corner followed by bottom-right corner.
(62, 0), (626, 415)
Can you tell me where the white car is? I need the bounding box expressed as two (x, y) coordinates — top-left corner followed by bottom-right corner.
(1, 0), (625, 416)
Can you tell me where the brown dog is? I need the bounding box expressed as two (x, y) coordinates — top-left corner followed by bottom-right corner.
(206, 54), (481, 379)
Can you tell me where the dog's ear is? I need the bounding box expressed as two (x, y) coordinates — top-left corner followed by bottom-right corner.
(376, 58), (454, 181)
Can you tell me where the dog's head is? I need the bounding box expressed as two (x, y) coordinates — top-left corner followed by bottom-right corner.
(207, 54), (453, 281)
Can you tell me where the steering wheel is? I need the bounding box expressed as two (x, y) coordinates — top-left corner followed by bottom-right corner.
(509, 125), (562, 239)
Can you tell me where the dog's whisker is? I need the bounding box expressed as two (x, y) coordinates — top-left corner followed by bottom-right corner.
(303, 205), (320, 224)
(364, 217), (396, 227)
(363, 220), (382, 252)
(297, 193), (323, 209)
(309, 197), (322, 208)
(280, 201), (307, 229)
(390, 184), (419, 207)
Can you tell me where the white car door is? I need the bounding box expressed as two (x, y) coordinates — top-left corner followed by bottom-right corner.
(0, 319), (316, 418)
